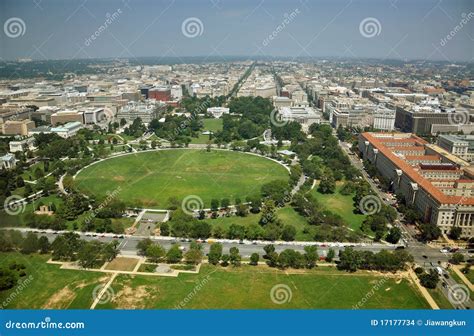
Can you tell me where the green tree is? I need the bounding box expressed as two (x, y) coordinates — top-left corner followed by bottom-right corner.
(38, 236), (50, 254)
(281, 225), (296, 241)
(208, 243), (223, 265)
(419, 269), (439, 289)
(419, 223), (441, 242)
(221, 254), (230, 267)
(146, 244), (166, 263)
(166, 244), (183, 263)
(184, 248), (203, 265)
(137, 238), (154, 256)
(21, 232), (39, 254)
(326, 248), (336, 262)
(337, 247), (361, 272)
(449, 227), (462, 240)
(210, 199), (220, 211)
(304, 245), (318, 269)
(450, 252), (465, 265)
(318, 170), (336, 194)
(386, 227), (402, 244)
(249, 252), (259, 266)
(229, 247), (241, 267)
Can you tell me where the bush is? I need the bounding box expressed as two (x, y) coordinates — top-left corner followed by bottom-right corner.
(414, 267), (424, 275)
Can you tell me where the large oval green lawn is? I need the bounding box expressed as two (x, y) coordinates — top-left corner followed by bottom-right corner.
(75, 149), (289, 208)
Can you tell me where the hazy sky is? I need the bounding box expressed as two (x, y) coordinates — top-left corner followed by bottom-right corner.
(0, 0), (472, 61)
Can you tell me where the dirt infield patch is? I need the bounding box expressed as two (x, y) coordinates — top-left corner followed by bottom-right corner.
(114, 285), (157, 309)
(43, 287), (76, 309)
(104, 257), (139, 272)
(113, 176), (125, 182)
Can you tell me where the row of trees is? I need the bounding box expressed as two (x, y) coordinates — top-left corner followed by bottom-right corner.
(137, 239), (202, 265)
(337, 248), (413, 272)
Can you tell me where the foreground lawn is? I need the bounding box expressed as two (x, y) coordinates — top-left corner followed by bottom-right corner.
(75, 149), (288, 208)
(311, 183), (367, 233)
(0, 253), (110, 309)
(99, 265), (429, 309)
(427, 287), (453, 309)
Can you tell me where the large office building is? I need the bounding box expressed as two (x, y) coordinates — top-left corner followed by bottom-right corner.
(359, 132), (474, 237)
(437, 134), (474, 163)
(1, 119), (35, 136)
(394, 105), (472, 135)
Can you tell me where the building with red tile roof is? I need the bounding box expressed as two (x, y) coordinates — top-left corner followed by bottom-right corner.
(359, 132), (473, 237)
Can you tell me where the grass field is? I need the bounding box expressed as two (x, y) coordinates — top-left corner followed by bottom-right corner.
(1, 254), (429, 309)
(209, 206), (312, 241)
(97, 264), (429, 309)
(0, 195), (62, 228)
(104, 257), (139, 272)
(75, 149), (288, 208)
(466, 270), (474, 285)
(0, 195), (134, 231)
(427, 287), (453, 309)
(0, 253), (110, 309)
(311, 183), (368, 233)
(191, 118), (223, 144)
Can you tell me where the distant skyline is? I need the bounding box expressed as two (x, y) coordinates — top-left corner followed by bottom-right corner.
(0, 0), (473, 62)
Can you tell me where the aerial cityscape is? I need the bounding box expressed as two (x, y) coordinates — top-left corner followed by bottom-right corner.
(0, 0), (473, 335)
